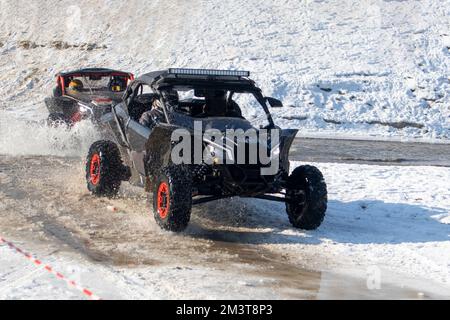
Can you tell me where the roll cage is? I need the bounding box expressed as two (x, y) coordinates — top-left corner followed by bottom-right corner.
(122, 69), (278, 128)
(55, 68), (134, 96)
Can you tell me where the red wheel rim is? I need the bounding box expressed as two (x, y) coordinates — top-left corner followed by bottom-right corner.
(90, 154), (101, 185)
(157, 182), (170, 219)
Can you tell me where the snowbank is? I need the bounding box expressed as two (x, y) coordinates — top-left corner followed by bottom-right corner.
(0, 0), (449, 139)
(232, 161), (450, 287)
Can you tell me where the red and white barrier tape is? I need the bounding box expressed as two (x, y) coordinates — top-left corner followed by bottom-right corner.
(0, 236), (101, 300)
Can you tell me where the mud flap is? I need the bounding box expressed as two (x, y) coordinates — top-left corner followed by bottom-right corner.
(45, 97), (78, 117)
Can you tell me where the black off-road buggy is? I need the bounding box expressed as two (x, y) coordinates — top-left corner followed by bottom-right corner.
(85, 68), (327, 232)
(45, 68), (134, 125)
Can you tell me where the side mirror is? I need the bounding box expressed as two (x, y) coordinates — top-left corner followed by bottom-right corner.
(266, 97), (283, 108)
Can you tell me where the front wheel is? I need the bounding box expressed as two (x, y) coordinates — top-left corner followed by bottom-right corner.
(285, 165), (327, 230)
(152, 166), (192, 232)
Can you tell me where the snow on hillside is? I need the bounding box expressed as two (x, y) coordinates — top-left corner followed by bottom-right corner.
(0, 0), (449, 140)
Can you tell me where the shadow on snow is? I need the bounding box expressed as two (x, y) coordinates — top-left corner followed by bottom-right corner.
(187, 198), (449, 245)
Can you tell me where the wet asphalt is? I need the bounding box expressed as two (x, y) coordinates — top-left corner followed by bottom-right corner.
(290, 138), (450, 167)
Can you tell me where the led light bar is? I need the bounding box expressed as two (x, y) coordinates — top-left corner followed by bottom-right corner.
(168, 68), (250, 77)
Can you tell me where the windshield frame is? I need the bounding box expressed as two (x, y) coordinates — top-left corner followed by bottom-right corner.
(156, 85), (275, 128)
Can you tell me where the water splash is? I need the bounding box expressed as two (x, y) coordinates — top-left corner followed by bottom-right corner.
(0, 110), (101, 157)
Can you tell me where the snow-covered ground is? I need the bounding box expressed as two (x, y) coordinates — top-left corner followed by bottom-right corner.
(259, 162), (450, 286)
(0, 0), (449, 140)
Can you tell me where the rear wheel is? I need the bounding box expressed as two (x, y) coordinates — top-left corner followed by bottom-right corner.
(152, 166), (192, 232)
(285, 165), (327, 230)
(86, 140), (127, 197)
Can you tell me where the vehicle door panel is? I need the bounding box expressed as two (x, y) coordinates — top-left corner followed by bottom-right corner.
(101, 103), (129, 148)
(126, 119), (151, 175)
(123, 83), (159, 176)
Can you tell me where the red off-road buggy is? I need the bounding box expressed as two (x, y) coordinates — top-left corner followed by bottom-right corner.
(45, 68), (134, 125)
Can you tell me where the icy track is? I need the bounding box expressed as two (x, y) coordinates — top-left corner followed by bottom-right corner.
(0, 0), (449, 140)
(0, 154), (449, 299)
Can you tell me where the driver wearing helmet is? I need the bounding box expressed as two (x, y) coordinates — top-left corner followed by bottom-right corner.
(202, 90), (227, 117)
(200, 90), (244, 117)
(109, 77), (126, 92)
(139, 89), (178, 128)
(67, 79), (84, 92)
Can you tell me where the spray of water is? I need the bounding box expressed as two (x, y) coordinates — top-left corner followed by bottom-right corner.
(0, 111), (101, 157)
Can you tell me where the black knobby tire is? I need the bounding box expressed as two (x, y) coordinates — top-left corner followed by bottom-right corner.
(286, 165), (327, 230)
(86, 140), (124, 197)
(152, 166), (192, 232)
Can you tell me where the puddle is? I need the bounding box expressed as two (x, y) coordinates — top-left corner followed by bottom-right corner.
(200, 235), (446, 299)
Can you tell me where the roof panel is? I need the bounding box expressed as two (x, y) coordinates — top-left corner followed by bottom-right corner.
(58, 68), (132, 77)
